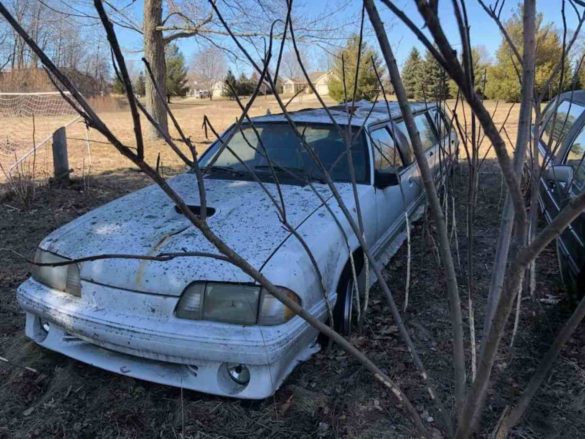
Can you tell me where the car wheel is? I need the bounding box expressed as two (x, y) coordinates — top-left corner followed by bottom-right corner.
(334, 265), (362, 336)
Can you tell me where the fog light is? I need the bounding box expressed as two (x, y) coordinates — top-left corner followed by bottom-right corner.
(227, 364), (250, 385)
(40, 318), (50, 334)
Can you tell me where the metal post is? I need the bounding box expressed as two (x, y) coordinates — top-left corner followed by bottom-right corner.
(52, 126), (69, 184)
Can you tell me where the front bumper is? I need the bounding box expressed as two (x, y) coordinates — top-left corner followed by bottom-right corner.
(17, 278), (329, 399)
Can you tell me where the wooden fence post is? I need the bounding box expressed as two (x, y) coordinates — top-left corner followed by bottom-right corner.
(52, 126), (69, 184)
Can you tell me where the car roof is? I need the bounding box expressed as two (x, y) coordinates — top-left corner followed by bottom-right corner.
(251, 100), (437, 127)
(551, 90), (585, 105)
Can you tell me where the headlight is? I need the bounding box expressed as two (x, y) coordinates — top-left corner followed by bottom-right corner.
(175, 282), (301, 326)
(32, 249), (81, 296)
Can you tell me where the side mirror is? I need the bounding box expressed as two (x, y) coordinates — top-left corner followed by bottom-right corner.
(544, 165), (574, 185)
(374, 169), (400, 189)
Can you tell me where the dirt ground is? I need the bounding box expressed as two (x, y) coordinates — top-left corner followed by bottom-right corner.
(0, 99), (583, 438)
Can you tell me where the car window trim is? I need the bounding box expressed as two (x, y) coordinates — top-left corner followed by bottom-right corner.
(367, 120), (414, 177)
(540, 100), (585, 163)
(368, 124), (405, 172)
(199, 121), (371, 184)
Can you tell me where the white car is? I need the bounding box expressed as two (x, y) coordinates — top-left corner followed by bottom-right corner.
(17, 101), (457, 399)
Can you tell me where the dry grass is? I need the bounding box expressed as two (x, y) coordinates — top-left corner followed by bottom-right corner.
(0, 94), (337, 186)
(0, 96), (519, 188)
(444, 99), (520, 158)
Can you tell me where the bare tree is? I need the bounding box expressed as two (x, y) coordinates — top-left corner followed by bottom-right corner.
(0, 1), (432, 436)
(0, 0), (110, 91)
(143, 0), (168, 137)
(2, 1), (585, 438)
(0, 21), (10, 71)
(190, 46), (227, 99)
(280, 48), (309, 80)
(368, 1), (585, 437)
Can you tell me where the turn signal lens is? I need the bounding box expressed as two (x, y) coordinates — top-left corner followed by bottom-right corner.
(175, 283), (205, 320)
(258, 288), (301, 325)
(32, 249), (81, 296)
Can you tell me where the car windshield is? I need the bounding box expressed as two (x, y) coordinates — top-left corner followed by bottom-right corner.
(199, 123), (369, 184)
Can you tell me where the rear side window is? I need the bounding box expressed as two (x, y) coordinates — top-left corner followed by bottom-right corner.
(429, 108), (451, 139)
(565, 126), (585, 192)
(413, 113), (438, 151)
(541, 101), (585, 153)
(369, 127), (402, 171)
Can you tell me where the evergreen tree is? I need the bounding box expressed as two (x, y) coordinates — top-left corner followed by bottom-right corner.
(419, 49), (450, 101)
(112, 75), (126, 95)
(237, 73), (255, 96)
(222, 70), (238, 99)
(328, 34), (385, 103)
(134, 72), (146, 96)
(401, 48), (423, 99)
(570, 58), (585, 91)
(448, 47), (491, 98)
(165, 44), (189, 102)
(485, 8), (570, 102)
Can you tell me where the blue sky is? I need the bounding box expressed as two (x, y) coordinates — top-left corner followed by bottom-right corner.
(109, 0), (582, 76)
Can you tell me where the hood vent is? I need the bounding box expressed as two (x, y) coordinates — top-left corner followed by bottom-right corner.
(175, 205), (216, 217)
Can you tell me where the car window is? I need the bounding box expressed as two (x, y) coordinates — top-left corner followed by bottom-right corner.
(541, 100), (585, 153)
(428, 108), (451, 139)
(540, 99), (557, 126)
(413, 113), (438, 151)
(199, 123), (369, 184)
(565, 126), (585, 192)
(370, 127), (402, 172)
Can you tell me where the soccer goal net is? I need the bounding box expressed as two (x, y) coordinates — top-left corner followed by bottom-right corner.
(0, 92), (90, 183)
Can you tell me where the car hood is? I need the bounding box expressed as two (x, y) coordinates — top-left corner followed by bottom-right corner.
(41, 174), (334, 296)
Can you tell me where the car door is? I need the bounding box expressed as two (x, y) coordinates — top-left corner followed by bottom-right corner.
(556, 127), (585, 276)
(428, 107), (457, 180)
(539, 100), (585, 218)
(412, 111), (440, 181)
(389, 120), (423, 216)
(368, 126), (406, 254)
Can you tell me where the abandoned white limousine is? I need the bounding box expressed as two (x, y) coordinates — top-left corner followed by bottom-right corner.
(18, 101), (458, 399)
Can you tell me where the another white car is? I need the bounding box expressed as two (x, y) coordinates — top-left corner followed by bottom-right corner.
(17, 101), (457, 399)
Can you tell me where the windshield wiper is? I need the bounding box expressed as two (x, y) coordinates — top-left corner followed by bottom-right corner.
(204, 165), (249, 177)
(254, 165), (326, 184)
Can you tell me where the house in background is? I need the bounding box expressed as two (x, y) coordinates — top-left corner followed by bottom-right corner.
(211, 81), (224, 99)
(309, 71), (333, 96)
(281, 71), (333, 96)
(281, 77), (307, 95)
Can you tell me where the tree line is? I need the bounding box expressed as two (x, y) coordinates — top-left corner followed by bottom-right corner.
(0, 0), (110, 95)
(400, 8), (583, 103)
(113, 43), (189, 103)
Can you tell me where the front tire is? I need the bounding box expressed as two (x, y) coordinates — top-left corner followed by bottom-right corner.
(334, 273), (355, 336)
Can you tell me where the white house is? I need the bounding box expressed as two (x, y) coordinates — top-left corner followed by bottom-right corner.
(309, 71), (333, 96)
(211, 81), (224, 99)
(281, 71), (333, 96)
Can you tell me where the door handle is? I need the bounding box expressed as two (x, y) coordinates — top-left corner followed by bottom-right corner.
(408, 176), (414, 185)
